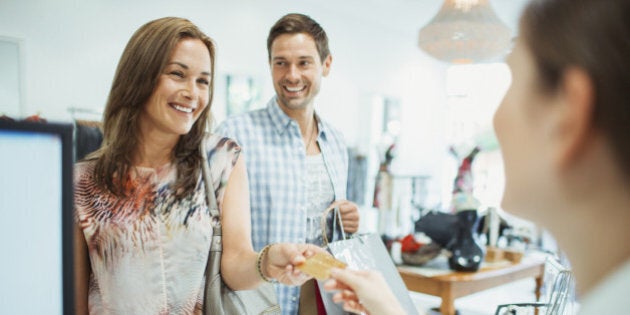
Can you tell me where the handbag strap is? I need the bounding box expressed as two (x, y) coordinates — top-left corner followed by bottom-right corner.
(200, 137), (222, 253)
(321, 206), (347, 246)
(200, 137), (218, 215)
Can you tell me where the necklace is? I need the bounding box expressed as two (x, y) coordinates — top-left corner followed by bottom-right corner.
(304, 118), (318, 153)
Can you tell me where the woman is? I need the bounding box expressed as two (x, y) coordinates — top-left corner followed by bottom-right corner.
(73, 17), (318, 314)
(326, 0), (629, 313)
(493, 0), (629, 312)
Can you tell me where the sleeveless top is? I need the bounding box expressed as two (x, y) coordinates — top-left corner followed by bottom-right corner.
(74, 134), (240, 315)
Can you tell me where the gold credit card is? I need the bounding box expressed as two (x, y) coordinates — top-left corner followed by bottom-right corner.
(296, 252), (347, 280)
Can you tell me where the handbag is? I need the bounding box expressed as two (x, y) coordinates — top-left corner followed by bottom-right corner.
(200, 138), (281, 315)
(317, 208), (419, 315)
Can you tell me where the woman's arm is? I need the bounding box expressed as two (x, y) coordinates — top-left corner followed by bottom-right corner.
(73, 224), (90, 315)
(220, 157), (323, 289)
(220, 156), (260, 289)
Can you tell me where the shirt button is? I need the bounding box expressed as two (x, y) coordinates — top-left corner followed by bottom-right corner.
(292, 296), (297, 301)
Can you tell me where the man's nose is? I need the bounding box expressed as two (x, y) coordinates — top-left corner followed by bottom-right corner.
(285, 64), (300, 81)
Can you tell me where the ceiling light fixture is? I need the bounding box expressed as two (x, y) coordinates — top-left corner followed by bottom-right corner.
(418, 0), (512, 64)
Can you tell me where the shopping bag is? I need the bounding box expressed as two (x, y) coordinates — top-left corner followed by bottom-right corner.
(318, 209), (418, 315)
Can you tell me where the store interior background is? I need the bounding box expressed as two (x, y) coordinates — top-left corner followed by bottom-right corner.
(0, 0), (532, 236)
(2, 1), (557, 313)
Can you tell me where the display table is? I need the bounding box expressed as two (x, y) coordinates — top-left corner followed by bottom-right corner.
(398, 255), (545, 315)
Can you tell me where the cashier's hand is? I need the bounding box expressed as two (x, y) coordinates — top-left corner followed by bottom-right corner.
(323, 268), (405, 315)
(329, 200), (360, 234)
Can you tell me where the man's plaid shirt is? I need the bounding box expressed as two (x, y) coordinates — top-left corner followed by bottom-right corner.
(215, 97), (349, 314)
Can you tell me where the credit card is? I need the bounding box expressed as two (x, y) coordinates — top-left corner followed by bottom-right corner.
(296, 252), (347, 280)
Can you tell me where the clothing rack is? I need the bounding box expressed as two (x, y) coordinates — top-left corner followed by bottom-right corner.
(67, 106), (103, 120)
(67, 105), (103, 134)
(67, 106), (104, 161)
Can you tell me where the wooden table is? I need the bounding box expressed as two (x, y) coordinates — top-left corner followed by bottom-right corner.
(398, 256), (545, 315)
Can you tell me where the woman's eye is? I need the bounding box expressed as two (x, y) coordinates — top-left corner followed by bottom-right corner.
(198, 78), (209, 86)
(169, 71), (184, 78)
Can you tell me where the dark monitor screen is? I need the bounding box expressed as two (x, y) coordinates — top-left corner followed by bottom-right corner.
(0, 120), (75, 315)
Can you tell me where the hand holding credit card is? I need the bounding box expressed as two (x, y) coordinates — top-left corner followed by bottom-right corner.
(296, 252), (347, 280)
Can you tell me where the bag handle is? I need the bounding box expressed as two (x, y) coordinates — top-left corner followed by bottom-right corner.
(201, 138), (219, 217)
(200, 136), (281, 315)
(321, 206), (347, 246)
(200, 138), (222, 254)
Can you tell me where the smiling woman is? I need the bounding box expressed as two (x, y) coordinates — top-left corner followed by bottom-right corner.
(72, 17), (323, 315)
(90, 17), (215, 198)
(138, 38), (211, 147)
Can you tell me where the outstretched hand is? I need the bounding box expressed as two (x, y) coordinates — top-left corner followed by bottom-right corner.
(323, 268), (405, 315)
(264, 243), (326, 286)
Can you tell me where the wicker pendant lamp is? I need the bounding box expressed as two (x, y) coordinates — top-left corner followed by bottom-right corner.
(418, 0), (512, 64)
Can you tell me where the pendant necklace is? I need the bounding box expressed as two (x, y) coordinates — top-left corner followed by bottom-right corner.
(305, 118), (317, 153)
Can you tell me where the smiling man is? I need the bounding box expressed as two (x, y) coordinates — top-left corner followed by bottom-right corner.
(216, 13), (360, 315)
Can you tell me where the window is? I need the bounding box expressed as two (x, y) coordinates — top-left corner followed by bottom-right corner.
(441, 63), (511, 209)
(0, 37), (23, 118)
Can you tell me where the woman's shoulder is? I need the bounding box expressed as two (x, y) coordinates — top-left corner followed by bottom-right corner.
(204, 133), (241, 154)
(203, 133), (242, 172)
(74, 159), (96, 174)
(73, 160), (98, 188)
(202, 134), (242, 190)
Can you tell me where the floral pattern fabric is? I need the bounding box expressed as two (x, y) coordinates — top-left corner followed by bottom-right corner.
(74, 134), (240, 315)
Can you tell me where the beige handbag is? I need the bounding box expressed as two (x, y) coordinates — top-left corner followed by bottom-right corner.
(201, 139), (280, 315)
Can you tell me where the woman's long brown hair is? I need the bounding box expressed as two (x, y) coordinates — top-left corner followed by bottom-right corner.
(89, 17), (216, 198)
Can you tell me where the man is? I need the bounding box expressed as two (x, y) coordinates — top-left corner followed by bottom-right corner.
(216, 13), (360, 314)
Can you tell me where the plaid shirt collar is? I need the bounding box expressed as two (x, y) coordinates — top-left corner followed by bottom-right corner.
(265, 96), (328, 142)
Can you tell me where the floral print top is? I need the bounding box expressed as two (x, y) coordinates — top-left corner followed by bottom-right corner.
(74, 134), (240, 315)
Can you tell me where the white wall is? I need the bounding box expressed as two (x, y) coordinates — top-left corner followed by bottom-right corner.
(0, 0), (529, 206)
